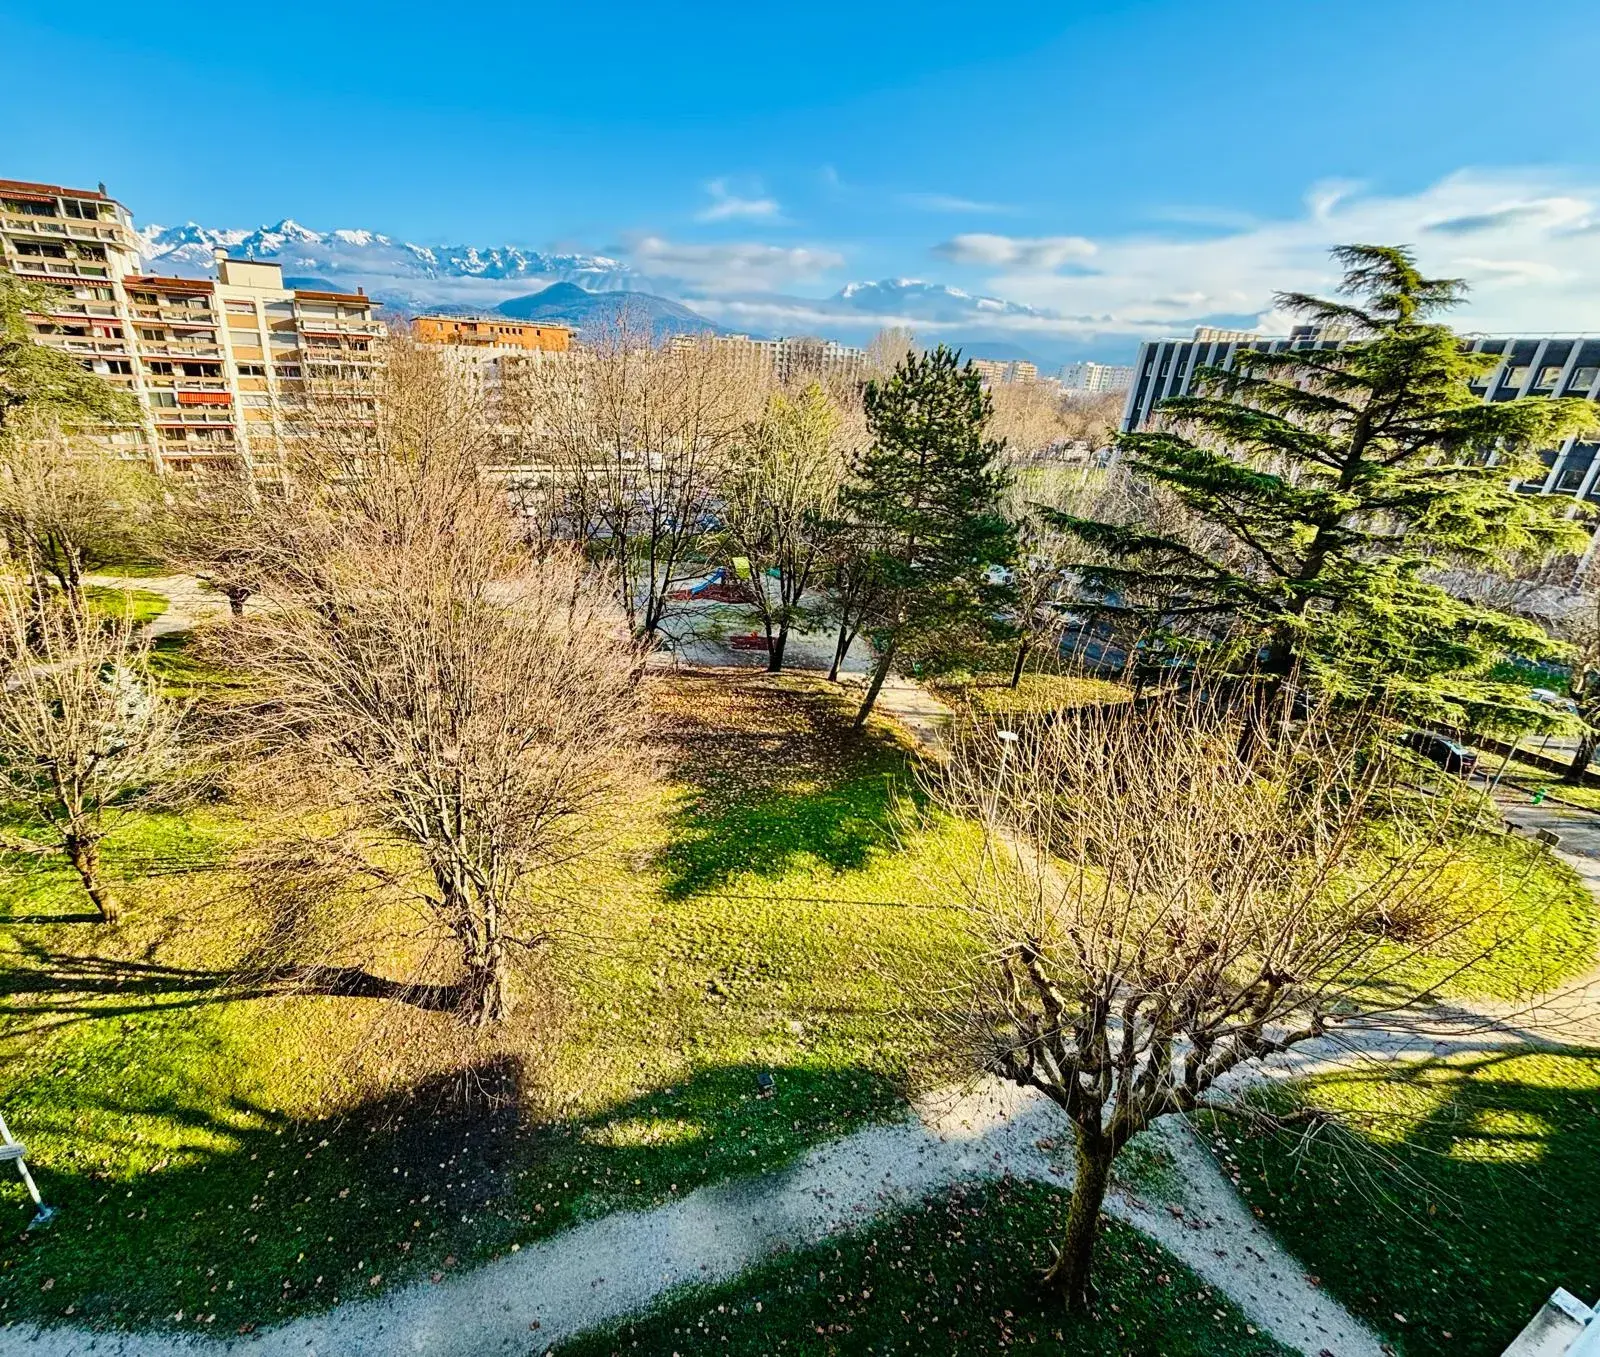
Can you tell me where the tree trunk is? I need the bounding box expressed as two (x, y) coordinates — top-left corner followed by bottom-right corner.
(65, 833), (118, 923)
(463, 937), (510, 1026)
(1009, 636), (1030, 689)
(853, 637), (897, 729)
(828, 621), (854, 683)
(227, 587), (249, 619)
(1044, 1136), (1115, 1312)
(768, 624), (788, 674)
(1564, 731), (1598, 784)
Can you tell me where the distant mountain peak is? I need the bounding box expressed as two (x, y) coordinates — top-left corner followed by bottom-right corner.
(137, 216), (633, 304)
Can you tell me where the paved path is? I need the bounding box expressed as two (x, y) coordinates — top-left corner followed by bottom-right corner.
(2, 1082), (1382, 1357)
(12, 633), (1592, 1357)
(86, 574), (231, 640)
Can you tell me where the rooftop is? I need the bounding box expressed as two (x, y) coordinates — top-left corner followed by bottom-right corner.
(0, 177), (114, 203)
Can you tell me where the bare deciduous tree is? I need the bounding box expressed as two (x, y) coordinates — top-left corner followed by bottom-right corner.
(511, 310), (763, 641)
(0, 415), (165, 607)
(921, 694), (1530, 1309)
(227, 344), (644, 1026)
(719, 381), (847, 671)
(0, 583), (180, 921)
(988, 379), (1071, 458)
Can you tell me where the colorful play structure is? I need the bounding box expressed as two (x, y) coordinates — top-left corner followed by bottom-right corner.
(666, 565), (755, 604)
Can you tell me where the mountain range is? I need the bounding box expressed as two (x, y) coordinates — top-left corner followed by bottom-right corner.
(495, 282), (719, 342)
(138, 218), (1129, 367)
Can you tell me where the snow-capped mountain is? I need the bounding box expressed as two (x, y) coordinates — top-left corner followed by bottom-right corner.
(138, 219), (635, 306)
(829, 278), (1045, 323)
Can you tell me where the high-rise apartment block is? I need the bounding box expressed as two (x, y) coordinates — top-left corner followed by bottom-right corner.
(1, 176), (384, 473)
(667, 332), (868, 386)
(1123, 326), (1600, 513)
(1059, 361), (1134, 395)
(969, 357), (1038, 386)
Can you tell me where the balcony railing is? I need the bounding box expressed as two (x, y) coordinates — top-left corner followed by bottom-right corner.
(12, 260), (111, 281)
(0, 214), (138, 249)
(154, 409), (237, 425)
(133, 306), (216, 324)
(140, 342), (223, 359)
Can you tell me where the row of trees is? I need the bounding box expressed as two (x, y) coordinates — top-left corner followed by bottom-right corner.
(0, 321), (643, 1028)
(494, 320), (1114, 720)
(3, 250), (1598, 1314)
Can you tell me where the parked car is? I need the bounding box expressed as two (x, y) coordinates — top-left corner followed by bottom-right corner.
(1403, 729), (1479, 775)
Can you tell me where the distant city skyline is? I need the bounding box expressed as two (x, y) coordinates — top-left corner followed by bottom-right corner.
(7, 0), (1600, 361)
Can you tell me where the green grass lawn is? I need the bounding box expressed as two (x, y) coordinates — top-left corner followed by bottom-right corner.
(555, 1178), (1291, 1357)
(0, 668), (974, 1331)
(1221, 1050), (1600, 1357)
(933, 672), (1131, 718)
(1474, 749), (1600, 812)
(1373, 828), (1598, 1003)
(0, 648), (1593, 1339)
(84, 584), (169, 627)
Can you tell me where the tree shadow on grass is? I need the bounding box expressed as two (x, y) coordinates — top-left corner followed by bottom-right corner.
(0, 933), (477, 1037)
(0, 1054), (899, 1334)
(1231, 1042), (1600, 1357)
(653, 670), (913, 901)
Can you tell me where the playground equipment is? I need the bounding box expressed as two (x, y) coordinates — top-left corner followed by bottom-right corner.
(0, 1108), (55, 1229)
(666, 568), (755, 604)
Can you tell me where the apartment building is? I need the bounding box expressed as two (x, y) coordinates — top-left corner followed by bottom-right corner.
(969, 357), (1038, 386)
(413, 315), (572, 353)
(0, 176), (384, 473)
(667, 332), (868, 386)
(1122, 326), (1600, 512)
(1059, 360), (1134, 395)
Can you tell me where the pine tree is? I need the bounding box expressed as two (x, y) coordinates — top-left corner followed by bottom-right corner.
(1056, 245), (1599, 728)
(841, 346), (1015, 727)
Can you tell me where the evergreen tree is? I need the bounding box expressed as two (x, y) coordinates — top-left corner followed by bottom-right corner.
(1056, 245), (1599, 727)
(0, 274), (134, 434)
(841, 346), (1015, 727)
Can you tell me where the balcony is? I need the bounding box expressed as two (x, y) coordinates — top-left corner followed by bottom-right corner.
(140, 342), (223, 359)
(133, 306), (216, 325)
(55, 338), (130, 357)
(0, 214), (139, 250)
(13, 260), (112, 282)
(154, 408), (236, 426)
(298, 318), (385, 336)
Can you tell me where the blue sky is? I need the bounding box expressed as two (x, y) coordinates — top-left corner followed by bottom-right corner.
(7, 0), (1600, 360)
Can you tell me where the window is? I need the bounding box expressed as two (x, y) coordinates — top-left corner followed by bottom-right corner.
(2, 198), (52, 216)
(275, 365), (302, 379)
(1502, 366), (1530, 390)
(237, 363), (266, 377)
(147, 362), (174, 376)
(1570, 367), (1599, 394)
(1534, 365), (1565, 391)
(62, 199), (97, 219)
(150, 391), (177, 407)
(226, 300), (256, 315)
(241, 393), (271, 408)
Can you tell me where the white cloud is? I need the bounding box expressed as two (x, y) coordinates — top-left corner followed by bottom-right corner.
(901, 192), (1014, 214)
(951, 169), (1600, 340)
(695, 179), (780, 223)
(628, 235), (844, 293)
(933, 232), (1097, 270)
